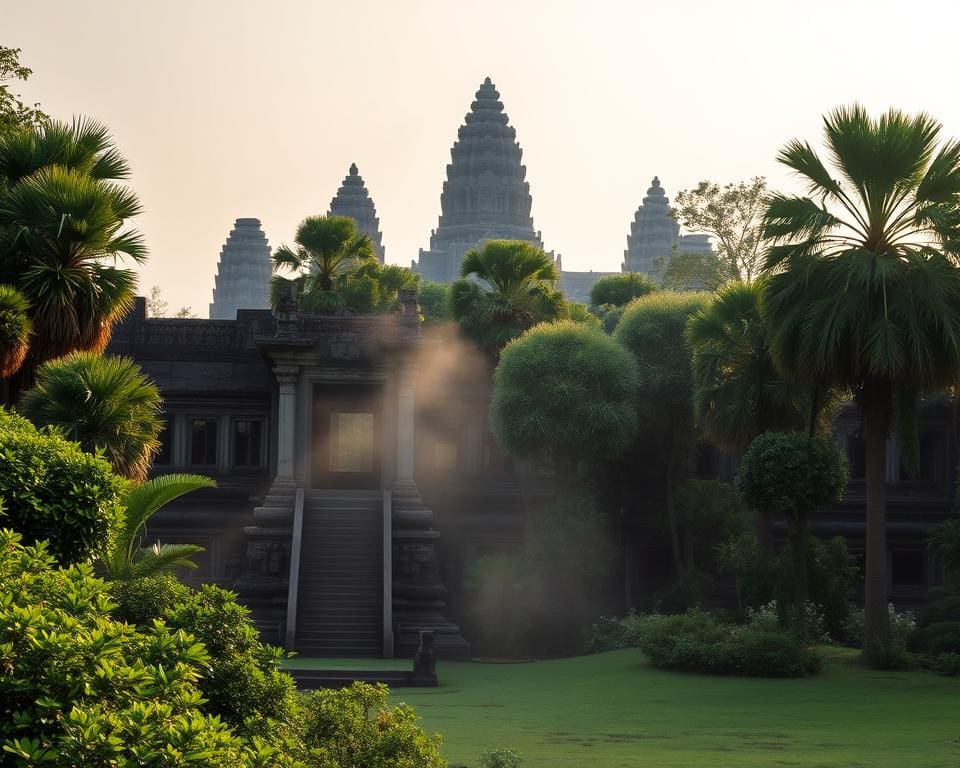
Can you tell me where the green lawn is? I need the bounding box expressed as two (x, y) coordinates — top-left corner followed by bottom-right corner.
(384, 647), (960, 768)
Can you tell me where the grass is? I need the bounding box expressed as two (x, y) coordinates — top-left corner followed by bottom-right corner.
(384, 647), (960, 768)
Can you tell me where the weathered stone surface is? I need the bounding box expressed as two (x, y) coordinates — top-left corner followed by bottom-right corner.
(413, 77), (544, 283)
(328, 163), (386, 262)
(209, 218), (272, 319)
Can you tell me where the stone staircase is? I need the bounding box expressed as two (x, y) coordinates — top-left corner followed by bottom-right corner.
(293, 490), (383, 657)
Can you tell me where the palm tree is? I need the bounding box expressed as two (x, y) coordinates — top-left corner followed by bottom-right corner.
(19, 352), (163, 480)
(0, 118), (145, 392)
(687, 280), (818, 556)
(271, 214), (376, 314)
(98, 473), (216, 581)
(761, 105), (960, 651)
(450, 240), (566, 354)
(0, 284), (31, 377)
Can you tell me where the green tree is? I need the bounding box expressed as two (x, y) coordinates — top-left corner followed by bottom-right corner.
(271, 214), (376, 314)
(687, 280), (813, 453)
(588, 272), (656, 308)
(654, 248), (727, 292)
(98, 473), (215, 581)
(687, 280), (823, 555)
(737, 432), (849, 638)
(451, 239), (566, 354)
(0, 46), (47, 137)
(491, 320), (638, 476)
(674, 177), (767, 281)
(417, 280), (451, 323)
(0, 118), (145, 391)
(761, 104), (960, 651)
(615, 291), (711, 576)
(0, 283), (31, 377)
(19, 352), (163, 480)
(567, 300), (602, 329)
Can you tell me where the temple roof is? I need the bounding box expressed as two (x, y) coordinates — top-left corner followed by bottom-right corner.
(622, 176), (680, 275)
(414, 77), (543, 282)
(328, 163), (385, 262)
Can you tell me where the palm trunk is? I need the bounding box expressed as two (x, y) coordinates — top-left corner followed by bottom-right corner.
(863, 384), (891, 651)
(787, 512), (809, 640)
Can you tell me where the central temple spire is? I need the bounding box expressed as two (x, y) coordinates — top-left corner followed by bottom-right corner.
(412, 77), (543, 282)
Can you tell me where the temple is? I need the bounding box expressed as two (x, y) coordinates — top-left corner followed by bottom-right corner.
(413, 77), (544, 283)
(328, 163), (386, 262)
(622, 177), (712, 276)
(209, 218), (272, 319)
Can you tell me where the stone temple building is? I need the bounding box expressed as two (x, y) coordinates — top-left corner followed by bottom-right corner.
(622, 177), (713, 275)
(209, 218), (272, 320)
(412, 77), (544, 283)
(328, 163), (386, 262)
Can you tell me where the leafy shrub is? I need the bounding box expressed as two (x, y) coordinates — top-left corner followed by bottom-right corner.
(931, 652), (960, 676)
(636, 610), (820, 677)
(912, 620), (960, 657)
(584, 611), (647, 653)
(481, 748), (523, 768)
(300, 682), (445, 768)
(863, 637), (911, 670)
(746, 600), (829, 643)
(112, 579), (298, 737)
(0, 408), (124, 564)
(0, 529), (288, 767)
(841, 603), (916, 648)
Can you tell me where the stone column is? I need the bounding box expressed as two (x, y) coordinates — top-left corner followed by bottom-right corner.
(396, 367), (416, 484)
(274, 365), (299, 480)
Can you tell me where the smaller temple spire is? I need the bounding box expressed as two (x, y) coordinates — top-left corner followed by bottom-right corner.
(209, 218), (272, 319)
(328, 163), (386, 262)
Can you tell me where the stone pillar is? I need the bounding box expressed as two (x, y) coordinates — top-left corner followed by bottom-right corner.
(275, 365), (299, 480)
(396, 367), (416, 484)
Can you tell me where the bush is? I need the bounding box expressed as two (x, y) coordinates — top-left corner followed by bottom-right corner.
(0, 530), (288, 767)
(112, 579), (298, 737)
(841, 603), (916, 648)
(863, 637), (911, 670)
(931, 652), (960, 676)
(584, 611), (647, 654)
(481, 748), (523, 768)
(0, 408), (124, 564)
(300, 682), (445, 768)
(636, 610), (820, 677)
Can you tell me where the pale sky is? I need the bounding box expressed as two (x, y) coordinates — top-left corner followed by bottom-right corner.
(6, 0), (960, 313)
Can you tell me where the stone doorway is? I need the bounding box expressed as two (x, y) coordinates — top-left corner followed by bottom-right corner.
(311, 383), (382, 490)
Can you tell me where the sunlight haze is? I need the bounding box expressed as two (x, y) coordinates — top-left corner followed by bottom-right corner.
(5, 0), (959, 312)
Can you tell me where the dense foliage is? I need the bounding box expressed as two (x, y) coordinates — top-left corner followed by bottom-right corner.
(0, 46), (47, 137)
(417, 280), (451, 323)
(20, 351), (163, 479)
(0, 118), (146, 390)
(491, 320), (638, 472)
(630, 611), (820, 677)
(451, 240), (565, 354)
(0, 284), (30, 377)
(588, 272), (655, 309)
(0, 408), (123, 564)
(0, 532), (289, 767)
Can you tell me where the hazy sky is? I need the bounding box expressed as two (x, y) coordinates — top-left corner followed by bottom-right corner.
(6, 0), (960, 312)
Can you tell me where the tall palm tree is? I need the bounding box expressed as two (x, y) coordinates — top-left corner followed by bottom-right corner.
(451, 240), (566, 354)
(19, 352), (163, 480)
(271, 214), (376, 314)
(0, 284), (31, 377)
(0, 118), (145, 392)
(98, 473), (216, 581)
(761, 105), (960, 651)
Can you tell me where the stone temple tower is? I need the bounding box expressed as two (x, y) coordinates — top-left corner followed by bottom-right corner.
(328, 163), (386, 262)
(209, 218), (272, 320)
(622, 177), (680, 275)
(413, 77), (543, 283)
